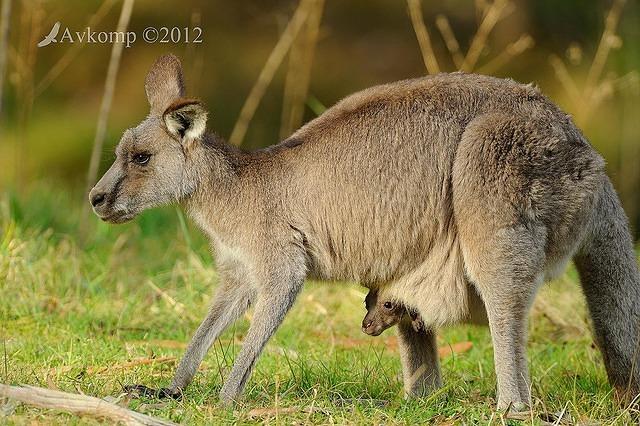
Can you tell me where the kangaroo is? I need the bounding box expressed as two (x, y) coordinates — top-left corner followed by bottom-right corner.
(362, 284), (488, 337)
(362, 288), (424, 336)
(90, 54), (640, 410)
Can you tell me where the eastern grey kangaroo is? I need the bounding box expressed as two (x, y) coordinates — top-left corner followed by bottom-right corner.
(89, 54), (640, 410)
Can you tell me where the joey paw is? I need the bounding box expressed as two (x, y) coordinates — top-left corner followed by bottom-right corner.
(411, 318), (425, 332)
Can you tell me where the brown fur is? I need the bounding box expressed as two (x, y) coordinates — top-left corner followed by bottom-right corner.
(90, 55), (640, 410)
(362, 288), (424, 336)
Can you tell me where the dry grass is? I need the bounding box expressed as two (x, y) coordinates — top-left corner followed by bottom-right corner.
(12, 0), (43, 188)
(407, 0), (440, 75)
(407, 0), (533, 74)
(549, 0), (638, 126)
(228, 0), (314, 147)
(1, 184), (638, 424)
(280, 0), (324, 139)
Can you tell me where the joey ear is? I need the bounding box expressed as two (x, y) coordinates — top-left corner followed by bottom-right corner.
(163, 100), (208, 141)
(145, 54), (186, 115)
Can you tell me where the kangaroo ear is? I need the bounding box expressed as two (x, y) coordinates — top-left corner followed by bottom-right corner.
(163, 99), (208, 141)
(145, 54), (186, 115)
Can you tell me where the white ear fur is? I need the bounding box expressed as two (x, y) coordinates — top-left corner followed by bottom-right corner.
(164, 102), (208, 141)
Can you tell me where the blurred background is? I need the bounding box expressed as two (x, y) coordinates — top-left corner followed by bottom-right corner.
(0, 0), (638, 235)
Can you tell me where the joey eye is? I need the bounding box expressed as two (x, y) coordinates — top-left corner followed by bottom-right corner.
(132, 153), (151, 165)
(383, 302), (393, 310)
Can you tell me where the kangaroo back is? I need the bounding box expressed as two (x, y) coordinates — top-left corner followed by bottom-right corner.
(574, 177), (640, 400)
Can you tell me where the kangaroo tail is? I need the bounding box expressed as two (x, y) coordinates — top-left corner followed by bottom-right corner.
(574, 177), (640, 401)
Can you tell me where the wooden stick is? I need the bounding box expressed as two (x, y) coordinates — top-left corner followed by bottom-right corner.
(80, 0), (135, 233)
(406, 0), (439, 75)
(581, 0), (626, 122)
(585, 0), (626, 97)
(461, 0), (509, 72)
(280, 0), (324, 139)
(435, 15), (463, 69)
(229, 0), (311, 146)
(0, 383), (177, 426)
(476, 33), (534, 75)
(548, 55), (581, 109)
(50, 356), (179, 377)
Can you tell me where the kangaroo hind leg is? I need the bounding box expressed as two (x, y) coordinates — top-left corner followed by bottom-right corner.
(461, 226), (544, 410)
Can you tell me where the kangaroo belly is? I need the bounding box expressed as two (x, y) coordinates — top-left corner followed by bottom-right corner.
(304, 221), (442, 286)
(302, 191), (458, 287)
(380, 232), (469, 327)
(296, 136), (461, 285)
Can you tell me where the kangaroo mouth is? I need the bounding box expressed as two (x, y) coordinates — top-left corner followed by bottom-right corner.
(96, 209), (136, 224)
(362, 325), (384, 336)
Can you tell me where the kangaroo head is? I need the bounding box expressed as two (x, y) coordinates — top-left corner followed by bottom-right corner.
(89, 54), (207, 223)
(361, 289), (405, 336)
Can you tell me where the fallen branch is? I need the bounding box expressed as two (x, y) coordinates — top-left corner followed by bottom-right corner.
(89, 356), (176, 375)
(0, 383), (177, 426)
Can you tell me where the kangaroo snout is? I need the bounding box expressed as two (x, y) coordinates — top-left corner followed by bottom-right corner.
(361, 319), (373, 333)
(89, 156), (137, 224)
(90, 190), (106, 208)
(89, 181), (132, 224)
(361, 318), (384, 336)
(88, 185), (120, 222)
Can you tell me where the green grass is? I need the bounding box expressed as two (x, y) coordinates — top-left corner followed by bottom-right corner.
(0, 184), (636, 424)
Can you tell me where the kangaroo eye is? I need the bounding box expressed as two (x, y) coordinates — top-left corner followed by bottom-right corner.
(132, 153), (151, 165)
(383, 302), (393, 310)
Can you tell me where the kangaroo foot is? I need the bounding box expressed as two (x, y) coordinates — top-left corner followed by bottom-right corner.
(123, 384), (182, 400)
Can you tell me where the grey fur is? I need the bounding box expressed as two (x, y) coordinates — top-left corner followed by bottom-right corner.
(574, 178), (640, 402)
(90, 54), (640, 409)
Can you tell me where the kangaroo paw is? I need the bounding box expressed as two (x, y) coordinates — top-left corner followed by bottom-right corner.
(123, 384), (182, 400)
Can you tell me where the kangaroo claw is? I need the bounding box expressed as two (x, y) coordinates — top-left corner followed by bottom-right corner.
(123, 384), (182, 400)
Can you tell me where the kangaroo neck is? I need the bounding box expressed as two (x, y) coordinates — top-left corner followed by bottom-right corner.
(180, 134), (237, 231)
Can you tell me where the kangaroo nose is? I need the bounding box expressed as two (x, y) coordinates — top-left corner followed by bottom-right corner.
(90, 191), (106, 207)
